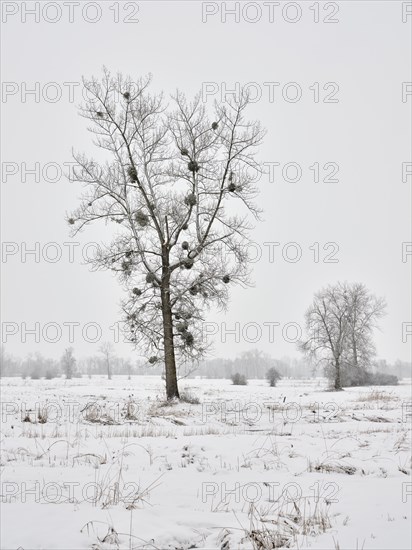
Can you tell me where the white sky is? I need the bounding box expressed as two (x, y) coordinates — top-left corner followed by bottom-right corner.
(1, 1), (411, 363)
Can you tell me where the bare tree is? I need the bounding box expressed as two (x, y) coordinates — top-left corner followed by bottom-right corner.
(300, 283), (350, 390)
(85, 355), (99, 378)
(68, 69), (265, 399)
(99, 341), (115, 380)
(117, 357), (133, 379)
(342, 283), (386, 381)
(0, 346), (19, 378)
(300, 282), (386, 390)
(61, 347), (76, 380)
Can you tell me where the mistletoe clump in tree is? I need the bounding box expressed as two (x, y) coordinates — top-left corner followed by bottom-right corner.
(68, 69), (265, 399)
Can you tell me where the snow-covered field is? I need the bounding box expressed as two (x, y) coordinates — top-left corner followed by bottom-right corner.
(1, 376), (411, 550)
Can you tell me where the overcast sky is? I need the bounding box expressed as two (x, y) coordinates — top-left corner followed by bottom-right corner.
(1, 1), (411, 363)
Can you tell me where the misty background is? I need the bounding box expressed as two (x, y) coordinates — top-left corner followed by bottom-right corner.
(1, 1), (411, 367)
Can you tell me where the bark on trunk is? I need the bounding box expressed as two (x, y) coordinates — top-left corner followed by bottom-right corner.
(161, 252), (179, 400)
(352, 335), (358, 370)
(334, 358), (342, 390)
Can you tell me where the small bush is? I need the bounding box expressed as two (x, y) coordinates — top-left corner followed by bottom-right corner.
(367, 371), (398, 386)
(231, 373), (248, 386)
(342, 368), (398, 387)
(341, 366), (366, 387)
(266, 367), (282, 387)
(45, 370), (55, 380)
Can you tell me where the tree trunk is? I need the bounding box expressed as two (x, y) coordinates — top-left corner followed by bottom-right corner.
(334, 358), (342, 390)
(161, 254), (179, 400)
(352, 334), (358, 370)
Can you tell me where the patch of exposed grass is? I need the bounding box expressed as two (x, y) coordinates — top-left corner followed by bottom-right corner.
(179, 390), (201, 404)
(308, 459), (357, 475)
(355, 390), (399, 403)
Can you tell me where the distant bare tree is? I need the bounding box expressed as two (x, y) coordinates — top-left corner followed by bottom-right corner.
(0, 346), (20, 377)
(99, 342), (115, 380)
(343, 282), (386, 376)
(61, 348), (76, 380)
(233, 349), (273, 379)
(300, 282), (386, 390)
(68, 69), (265, 399)
(300, 283), (349, 390)
(117, 357), (133, 379)
(84, 355), (99, 378)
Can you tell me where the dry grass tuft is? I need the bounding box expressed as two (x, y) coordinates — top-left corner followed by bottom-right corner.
(355, 390), (399, 403)
(241, 497), (333, 549)
(308, 459), (357, 475)
(179, 390), (201, 404)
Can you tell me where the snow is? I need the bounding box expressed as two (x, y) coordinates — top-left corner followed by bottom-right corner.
(1, 376), (411, 549)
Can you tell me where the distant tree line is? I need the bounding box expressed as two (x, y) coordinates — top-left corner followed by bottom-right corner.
(1, 342), (410, 383)
(192, 351), (309, 380)
(131, 349), (310, 379)
(0, 345), (137, 379)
